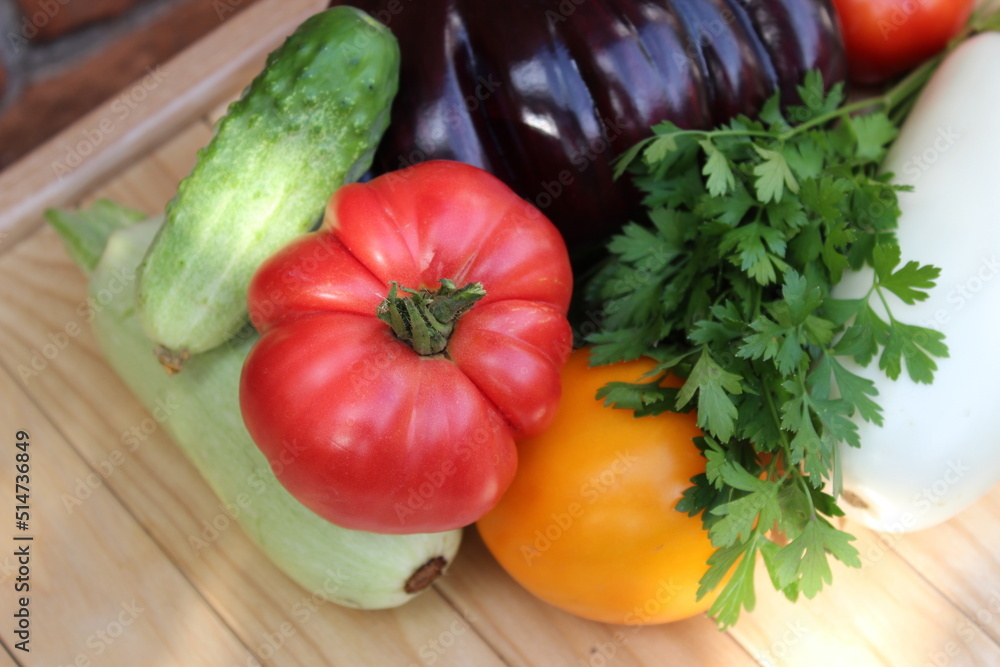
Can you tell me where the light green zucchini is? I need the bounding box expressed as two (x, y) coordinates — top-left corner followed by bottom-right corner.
(48, 202), (460, 608)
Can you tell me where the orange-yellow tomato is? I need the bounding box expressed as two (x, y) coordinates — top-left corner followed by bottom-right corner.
(477, 348), (718, 625)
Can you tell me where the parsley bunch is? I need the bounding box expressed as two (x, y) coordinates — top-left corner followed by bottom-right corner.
(582, 72), (949, 627)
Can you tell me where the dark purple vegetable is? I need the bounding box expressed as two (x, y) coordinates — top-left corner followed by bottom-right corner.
(332, 0), (845, 249)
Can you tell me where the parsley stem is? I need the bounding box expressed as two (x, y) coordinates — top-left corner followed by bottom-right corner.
(797, 473), (818, 521)
(781, 4), (1000, 142)
(778, 97), (882, 140)
(761, 370), (791, 453)
(831, 439), (843, 498)
(881, 55), (944, 126)
(652, 128), (775, 143)
(882, 4), (1000, 125)
(644, 4), (1000, 165)
(874, 285), (899, 327)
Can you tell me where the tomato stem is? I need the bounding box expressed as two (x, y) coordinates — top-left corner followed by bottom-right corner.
(377, 279), (486, 355)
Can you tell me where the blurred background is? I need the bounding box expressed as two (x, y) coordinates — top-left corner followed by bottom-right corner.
(0, 0), (265, 170)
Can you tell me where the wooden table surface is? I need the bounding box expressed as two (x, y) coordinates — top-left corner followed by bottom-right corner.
(1, 1), (999, 665)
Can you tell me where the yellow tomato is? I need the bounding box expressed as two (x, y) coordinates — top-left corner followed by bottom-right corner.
(477, 348), (718, 625)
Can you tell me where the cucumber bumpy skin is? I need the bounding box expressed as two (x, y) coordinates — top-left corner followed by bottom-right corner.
(88, 214), (460, 608)
(137, 6), (400, 372)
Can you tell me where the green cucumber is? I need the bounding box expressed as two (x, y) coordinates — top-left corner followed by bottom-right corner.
(49, 202), (459, 608)
(137, 6), (400, 371)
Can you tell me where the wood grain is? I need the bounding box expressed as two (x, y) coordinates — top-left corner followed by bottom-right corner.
(0, 347), (251, 665)
(1, 0), (999, 664)
(731, 523), (1000, 667)
(891, 485), (1000, 647)
(439, 529), (757, 667)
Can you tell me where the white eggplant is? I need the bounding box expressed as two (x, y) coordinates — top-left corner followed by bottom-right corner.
(833, 33), (1000, 533)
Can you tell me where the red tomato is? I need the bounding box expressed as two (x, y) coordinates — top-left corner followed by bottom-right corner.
(832, 0), (975, 84)
(240, 161), (573, 534)
(477, 349), (719, 625)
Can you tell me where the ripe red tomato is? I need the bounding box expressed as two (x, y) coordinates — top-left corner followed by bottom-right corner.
(240, 161), (573, 535)
(477, 349), (719, 625)
(832, 0), (975, 84)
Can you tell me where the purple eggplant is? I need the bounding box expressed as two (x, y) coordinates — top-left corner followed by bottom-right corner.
(333, 0), (845, 248)
(734, 0), (846, 106)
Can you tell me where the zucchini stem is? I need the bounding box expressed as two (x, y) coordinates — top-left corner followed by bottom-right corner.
(44, 199), (147, 274)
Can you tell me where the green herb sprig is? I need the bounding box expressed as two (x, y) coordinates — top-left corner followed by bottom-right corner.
(583, 71), (949, 628)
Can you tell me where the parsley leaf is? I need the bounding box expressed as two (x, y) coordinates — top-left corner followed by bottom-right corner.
(809, 352), (884, 426)
(676, 349), (743, 442)
(596, 379), (670, 411)
(584, 70), (947, 628)
(880, 321), (949, 383)
(848, 113), (898, 161)
(880, 261), (941, 304)
(700, 139), (737, 197)
(752, 146), (799, 203)
(771, 519), (860, 598)
(703, 535), (762, 629)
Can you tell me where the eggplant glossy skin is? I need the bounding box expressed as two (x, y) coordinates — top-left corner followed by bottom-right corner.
(336, 0), (845, 248)
(734, 0), (847, 107)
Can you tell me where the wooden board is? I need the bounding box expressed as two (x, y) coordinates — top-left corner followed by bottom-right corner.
(1, 1), (1000, 665)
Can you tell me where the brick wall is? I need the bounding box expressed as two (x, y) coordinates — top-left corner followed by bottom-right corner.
(0, 0), (264, 170)
(13, 0), (138, 42)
